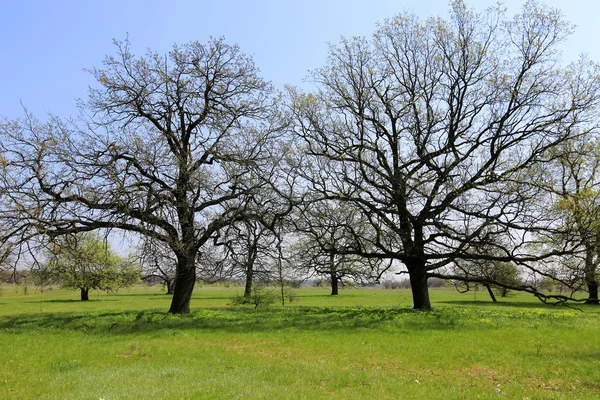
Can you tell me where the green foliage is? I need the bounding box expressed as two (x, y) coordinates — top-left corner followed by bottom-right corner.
(487, 262), (522, 296)
(283, 287), (297, 303)
(231, 285), (278, 308)
(41, 233), (140, 294)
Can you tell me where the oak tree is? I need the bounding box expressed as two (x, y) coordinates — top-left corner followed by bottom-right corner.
(291, 0), (600, 309)
(0, 38), (282, 313)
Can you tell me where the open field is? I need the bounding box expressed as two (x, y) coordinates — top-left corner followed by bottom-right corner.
(1, 285), (599, 399)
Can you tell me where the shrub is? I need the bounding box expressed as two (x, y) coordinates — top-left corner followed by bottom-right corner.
(231, 286), (277, 309)
(284, 288), (297, 303)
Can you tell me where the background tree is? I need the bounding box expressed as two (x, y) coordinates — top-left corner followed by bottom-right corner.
(293, 201), (383, 295)
(39, 233), (139, 300)
(537, 137), (600, 304)
(221, 219), (278, 297)
(291, 0), (600, 310)
(138, 237), (177, 294)
(451, 258), (522, 302)
(0, 38), (283, 313)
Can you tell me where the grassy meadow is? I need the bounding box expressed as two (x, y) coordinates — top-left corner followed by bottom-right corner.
(0, 284), (599, 399)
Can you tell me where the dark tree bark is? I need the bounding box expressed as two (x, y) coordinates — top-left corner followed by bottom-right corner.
(168, 253), (196, 314)
(166, 279), (175, 295)
(585, 282), (599, 304)
(485, 284), (497, 303)
(330, 253), (339, 295)
(408, 264), (431, 311)
(584, 251), (599, 304)
(243, 236), (260, 298)
(80, 288), (90, 301)
(244, 263), (254, 298)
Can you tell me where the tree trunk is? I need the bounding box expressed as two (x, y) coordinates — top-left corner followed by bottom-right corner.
(330, 253), (338, 296)
(80, 288), (89, 301)
(485, 284), (497, 302)
(585, 281), (599, 304)
(407, 264), (431, 310)
(244, 232), (259, 298)
(168, 253), (196, 314)
(244, 262), (254, 298)
(166, 279), (174, 295)
(331, 274), (339, 296)
(584, 249), (598, 304)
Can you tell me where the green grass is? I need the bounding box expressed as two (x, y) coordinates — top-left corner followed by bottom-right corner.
(1, 285), (599, 399)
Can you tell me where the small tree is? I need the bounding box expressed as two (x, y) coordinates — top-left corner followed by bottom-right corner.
(41, 233), (139, 300)
(293, 201), (385, 295)
(452, 258), (522, 302)
(222, 219), (278, 297)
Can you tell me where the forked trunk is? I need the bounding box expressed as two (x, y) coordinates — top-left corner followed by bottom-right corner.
(169, 253), (196, 314)
(330, 253), (338, 296)
(407, 264), (431, 311)
(80, 288), (89, 301)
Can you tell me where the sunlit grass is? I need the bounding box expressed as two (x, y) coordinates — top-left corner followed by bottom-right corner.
(1, 285), (599, 399)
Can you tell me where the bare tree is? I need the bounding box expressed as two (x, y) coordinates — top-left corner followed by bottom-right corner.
(138, 237), (177, 294)
(221, 219), (278, 297)
(0, 37), (284, 313)
(291, 1), (600, 310)
(293, 201), (384, 295)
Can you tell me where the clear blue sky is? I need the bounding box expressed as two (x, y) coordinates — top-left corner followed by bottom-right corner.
(1, 0), (599, 120)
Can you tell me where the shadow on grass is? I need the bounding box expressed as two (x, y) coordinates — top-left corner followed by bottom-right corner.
(115, 292), (171, 297)
(438, 300), (556, 309)
(0, 306), (468, 335)
(120, 292), (239, 301)
(439, 299), (598, 312)
(23, 299), (88, 304)
(1, 302), (589, 337)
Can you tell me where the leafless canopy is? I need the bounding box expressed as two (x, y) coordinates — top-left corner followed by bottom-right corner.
(291, 1), (600, 309)
(0, 37), (285, 313)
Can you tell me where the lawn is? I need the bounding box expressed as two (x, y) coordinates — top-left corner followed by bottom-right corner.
(0, 285), (599, 399)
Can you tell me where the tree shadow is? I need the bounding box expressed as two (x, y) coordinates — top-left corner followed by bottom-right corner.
(111, 292), (171, 297)
(0, 306), (460, 336)
(438, 299), (590, 310)
(2, 302), (594, 337)
(24, 299), (85, 304)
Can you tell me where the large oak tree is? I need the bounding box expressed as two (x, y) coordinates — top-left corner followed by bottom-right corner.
(291, 0), (600, 309)
(0, 38), (283, 313)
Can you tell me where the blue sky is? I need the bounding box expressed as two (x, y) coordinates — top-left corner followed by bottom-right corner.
(1, 0), (599, 120)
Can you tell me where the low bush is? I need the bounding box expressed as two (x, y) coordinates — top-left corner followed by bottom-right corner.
(231, 286), (278, 309)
